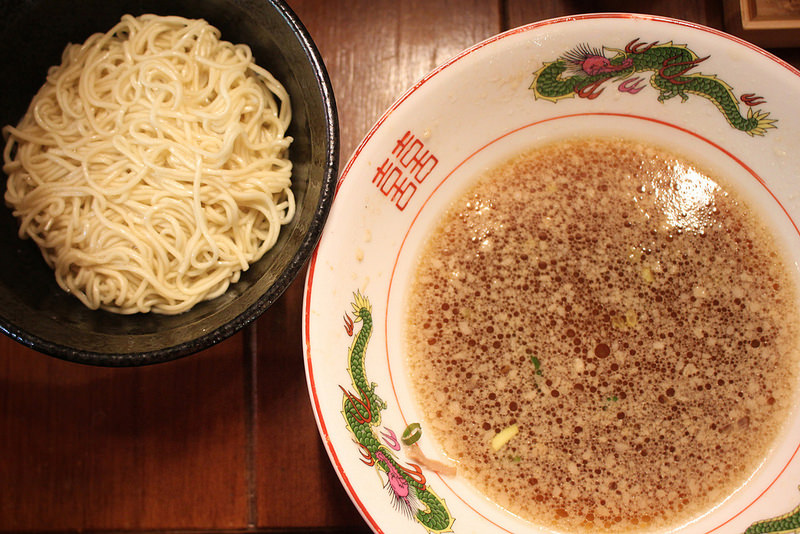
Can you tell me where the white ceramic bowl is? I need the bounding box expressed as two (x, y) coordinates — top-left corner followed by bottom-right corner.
(304, 13), (800, 534)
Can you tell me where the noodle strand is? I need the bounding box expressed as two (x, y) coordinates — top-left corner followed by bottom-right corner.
(2, 14), (293, 314)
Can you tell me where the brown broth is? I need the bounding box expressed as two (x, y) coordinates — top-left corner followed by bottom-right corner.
(406, 137), (800, 532)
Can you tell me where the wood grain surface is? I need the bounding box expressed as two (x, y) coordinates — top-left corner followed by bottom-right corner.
(0, 1), (798, 532)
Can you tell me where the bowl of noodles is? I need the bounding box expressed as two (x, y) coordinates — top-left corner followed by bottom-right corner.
(304, 13), (800, 534)
(0, 0), (338, 365)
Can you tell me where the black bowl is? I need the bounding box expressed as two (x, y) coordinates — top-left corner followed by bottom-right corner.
(0, 0), (338, 365)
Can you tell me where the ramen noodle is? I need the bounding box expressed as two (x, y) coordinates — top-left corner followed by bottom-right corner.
(2, 14), (293, 314)
(407, 137), (800, 532)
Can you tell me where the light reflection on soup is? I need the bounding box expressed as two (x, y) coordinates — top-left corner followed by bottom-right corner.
(406, 137), (799, 532)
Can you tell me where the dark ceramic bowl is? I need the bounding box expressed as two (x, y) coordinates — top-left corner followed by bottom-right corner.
(0, 0), (338, 365)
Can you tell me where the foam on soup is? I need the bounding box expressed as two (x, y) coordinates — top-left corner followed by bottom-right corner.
(406, 137), (800, 532)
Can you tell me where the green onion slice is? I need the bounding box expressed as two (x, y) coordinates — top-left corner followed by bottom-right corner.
(402, 422), (423, 445)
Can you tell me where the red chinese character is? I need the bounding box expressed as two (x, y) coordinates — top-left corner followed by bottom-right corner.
(392, 131), (414, 158)
(373, 158), (399, 190)
(387, 172), (416, 211)
(398, 139), (438, 183)
(398, 139), (423, 166)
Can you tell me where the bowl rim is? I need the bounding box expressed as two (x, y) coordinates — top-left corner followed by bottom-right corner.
(0, 0), (339, 367)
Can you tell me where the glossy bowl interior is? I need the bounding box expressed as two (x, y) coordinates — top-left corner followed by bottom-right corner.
(0, 0), (338, 365)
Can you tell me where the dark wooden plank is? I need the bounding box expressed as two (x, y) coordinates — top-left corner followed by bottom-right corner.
(290, 0), (503, 162)
(7, 1), (791, 532)
(770, 48), (800, 70)
(253, 273), (365, 528)
(0, 333), (249, 531)
(253, 0), (501, 528)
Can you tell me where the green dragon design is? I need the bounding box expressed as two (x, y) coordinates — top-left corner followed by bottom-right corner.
(339, 292), (454, 533)
(530, 39), (776, 136)
(745, 486), (800, 533)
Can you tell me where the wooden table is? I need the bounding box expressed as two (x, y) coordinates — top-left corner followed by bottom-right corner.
(2, 1), (799, 532)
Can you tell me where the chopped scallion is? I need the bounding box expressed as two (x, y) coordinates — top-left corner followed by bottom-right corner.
(402, 422), (422, 445)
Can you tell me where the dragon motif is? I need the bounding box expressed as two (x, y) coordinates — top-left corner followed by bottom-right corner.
(339, 292), (454, 533)
(744, 485), (800, 533)
(530, 39), (776, 136)
(532, 37), (798, 534)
